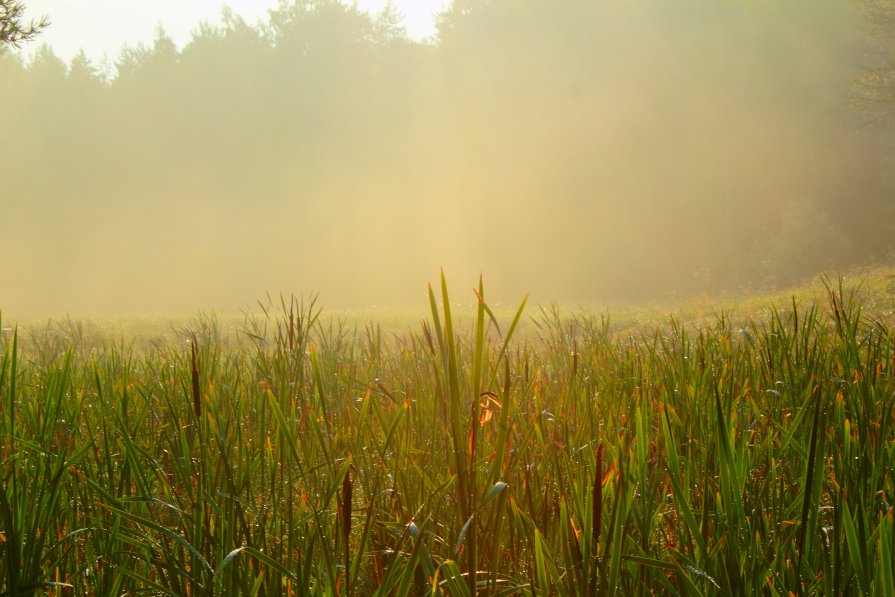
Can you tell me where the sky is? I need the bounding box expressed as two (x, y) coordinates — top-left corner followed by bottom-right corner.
(22, 0), (444, 63)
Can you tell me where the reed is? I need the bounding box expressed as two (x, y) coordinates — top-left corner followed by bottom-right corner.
(0, 274), (893, 594)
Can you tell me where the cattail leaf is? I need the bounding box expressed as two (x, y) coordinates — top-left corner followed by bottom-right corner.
(103, 503), (214, 574)
(242, 547), (298, 582)
(843, 503), (870, 597)
(341, 466), (352, 541)
(217, 546), (248, 573)
(593, 443), (604, 546)
(454, 482), (508, 554)
(190, 339), (201, 420)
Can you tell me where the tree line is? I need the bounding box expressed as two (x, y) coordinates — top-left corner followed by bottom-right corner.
(1, 0), (894, 313)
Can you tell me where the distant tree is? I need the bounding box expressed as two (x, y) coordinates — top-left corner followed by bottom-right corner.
(854, 0), (895, 126)
(373, 1), (408, 45)
(69, 50), (101, 84)
(435, 0), (491, 41)
(735, 197), (854, 289)
(853, 1), (895, 250)
(0, 0), (47, 51)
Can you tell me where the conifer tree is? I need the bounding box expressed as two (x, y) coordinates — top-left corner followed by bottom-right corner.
(0, 0), (47, 51)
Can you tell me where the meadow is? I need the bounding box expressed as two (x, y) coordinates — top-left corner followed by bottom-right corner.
(1, 271), (894, 595)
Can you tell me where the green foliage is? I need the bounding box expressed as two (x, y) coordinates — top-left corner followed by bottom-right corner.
(734, 197), (853, 289)
(854, 0), (895, 126)
(0, 0), (47, 51)
(1, 274), (894, 594)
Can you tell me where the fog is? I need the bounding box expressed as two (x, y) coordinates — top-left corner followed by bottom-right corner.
(2, 0), (893, 316)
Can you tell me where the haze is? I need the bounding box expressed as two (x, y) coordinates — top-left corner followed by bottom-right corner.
(1, 0), (893, 316)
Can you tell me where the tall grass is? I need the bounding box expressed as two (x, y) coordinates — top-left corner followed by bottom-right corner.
(0, 275), (893, 595)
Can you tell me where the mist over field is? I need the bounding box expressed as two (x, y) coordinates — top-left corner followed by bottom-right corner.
(6, 4), (895, 594)
(2, 0), (894, 315)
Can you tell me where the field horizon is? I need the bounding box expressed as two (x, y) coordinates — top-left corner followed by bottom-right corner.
(4, 264), (894, 349)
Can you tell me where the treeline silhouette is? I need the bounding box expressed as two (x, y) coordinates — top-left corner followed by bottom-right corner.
(1, 0), (893, 314)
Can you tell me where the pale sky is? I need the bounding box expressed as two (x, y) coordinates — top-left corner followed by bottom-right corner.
(22, 0), (446, 64)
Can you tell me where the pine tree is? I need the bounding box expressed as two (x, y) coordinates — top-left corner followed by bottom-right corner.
(0, 0), (47, 51)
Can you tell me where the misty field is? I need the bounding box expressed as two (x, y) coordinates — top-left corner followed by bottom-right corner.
(0, 274), (893, 595)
